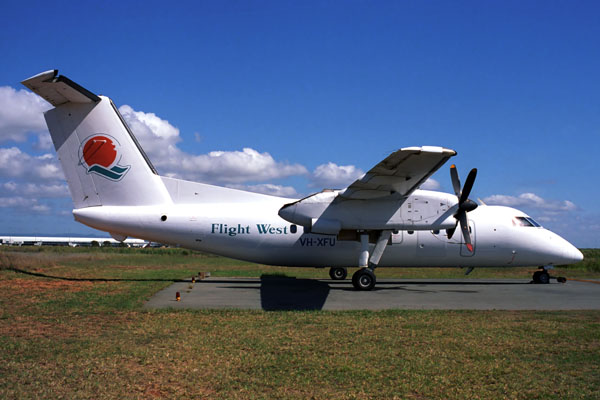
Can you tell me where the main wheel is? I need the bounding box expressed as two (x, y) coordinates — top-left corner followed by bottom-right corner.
(329, 267), (348, 280)
(352, 268), (376, 291)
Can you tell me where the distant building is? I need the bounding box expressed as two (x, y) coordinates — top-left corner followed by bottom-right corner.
(0, 236), (148, 247)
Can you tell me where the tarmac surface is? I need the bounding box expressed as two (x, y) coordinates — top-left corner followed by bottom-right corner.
(145, 276), (600, 311)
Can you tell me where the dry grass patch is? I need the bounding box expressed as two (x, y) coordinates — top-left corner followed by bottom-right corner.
(1, 277), (93, 293)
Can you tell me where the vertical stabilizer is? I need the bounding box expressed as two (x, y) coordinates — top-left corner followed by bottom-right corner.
(22, 70), (171, 208)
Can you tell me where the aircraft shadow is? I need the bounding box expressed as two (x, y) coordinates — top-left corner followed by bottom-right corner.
(206, 277), (532, 310)
(259, 275), (329, 311)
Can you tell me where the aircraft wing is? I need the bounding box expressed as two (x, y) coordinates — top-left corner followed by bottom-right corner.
(338, 146), (456, 200)
(21, 70), (100, 106)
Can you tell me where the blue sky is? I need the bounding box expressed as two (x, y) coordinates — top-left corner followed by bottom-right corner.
(1, 0), (599, 247)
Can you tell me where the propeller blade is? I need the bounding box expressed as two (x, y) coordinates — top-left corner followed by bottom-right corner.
(459, 168), (477, 204)
(446, 224), (457, 239)
(450, 164), (461, 197)
(458, 212), (474, 252)
(458, 168), (477, 203)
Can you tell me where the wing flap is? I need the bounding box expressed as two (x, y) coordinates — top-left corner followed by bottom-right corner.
(339, 146), (456, 200)
(21, 70), (100, 106)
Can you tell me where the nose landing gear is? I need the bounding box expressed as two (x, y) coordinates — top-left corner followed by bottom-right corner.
(532, 269), (550, 284)
(532, 267), (567, 284)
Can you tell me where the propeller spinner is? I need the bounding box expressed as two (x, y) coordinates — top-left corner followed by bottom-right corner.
(447, 165), (478, 252)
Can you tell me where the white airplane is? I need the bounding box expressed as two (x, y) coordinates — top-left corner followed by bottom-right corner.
(21, 70), (583, 290)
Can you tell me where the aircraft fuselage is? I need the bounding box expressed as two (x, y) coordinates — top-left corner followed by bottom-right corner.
(73, 189), (582, 269)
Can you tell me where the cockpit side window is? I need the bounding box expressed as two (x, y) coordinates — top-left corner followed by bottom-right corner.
(513, 216), (540, 227)
(525, 217), (541, 227)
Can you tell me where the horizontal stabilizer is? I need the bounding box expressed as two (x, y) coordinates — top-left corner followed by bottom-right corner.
(21, 70), (100, 106)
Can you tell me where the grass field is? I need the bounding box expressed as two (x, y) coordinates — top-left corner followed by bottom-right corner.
(1, 247), (599, 399)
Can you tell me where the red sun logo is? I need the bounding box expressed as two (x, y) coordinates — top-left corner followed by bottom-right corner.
(82, 136), (117, 168)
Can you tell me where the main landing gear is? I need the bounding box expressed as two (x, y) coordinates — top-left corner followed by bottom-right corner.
(351, 231), (392, 291)
(532, 267), (567, 284)
(352, 268), (376, 290)
(328, 266), (378, 290)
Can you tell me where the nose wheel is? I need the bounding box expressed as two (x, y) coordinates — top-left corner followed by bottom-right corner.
(532, 267), (567, 284)
(532, 270), (550, 284)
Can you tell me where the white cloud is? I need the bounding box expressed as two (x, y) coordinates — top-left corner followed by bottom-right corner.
(0, 147), (62, 181)
(0, 86), (51, 143)
(483, 193), (577, 212)
(1, 181), (69, 198)
(311, 162), (364, 189)
(178, 148), (308, 183)
(119, 105), (180, 144)
(120, 105), (308, 184)
(0, 196), (51, 214)
(420, 178), (440, 190)
(33, 132), (53, 150)
(226, 183), (299, 198)
(32, 204), (51, 213)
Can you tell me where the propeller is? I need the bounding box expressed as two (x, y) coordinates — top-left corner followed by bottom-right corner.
(447, 165), (478, 252)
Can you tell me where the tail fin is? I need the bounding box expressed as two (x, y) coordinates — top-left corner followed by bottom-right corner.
(22, 70), (171, 208)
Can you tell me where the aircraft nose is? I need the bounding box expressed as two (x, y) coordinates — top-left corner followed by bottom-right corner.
(534, 230), (584, 266)
(564, 245), (584, 264)
(551, 233), (583, 265)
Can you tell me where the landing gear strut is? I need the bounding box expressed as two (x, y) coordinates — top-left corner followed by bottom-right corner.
(352, 231), (392, 291)
(329, 267), (347, 280)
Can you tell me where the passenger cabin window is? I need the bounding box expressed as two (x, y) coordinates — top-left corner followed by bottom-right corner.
(513, 216), (541, 227)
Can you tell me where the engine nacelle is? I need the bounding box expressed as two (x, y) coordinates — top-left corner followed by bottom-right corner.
(279, 189), (460, 232)
(310, 218), (342, 235)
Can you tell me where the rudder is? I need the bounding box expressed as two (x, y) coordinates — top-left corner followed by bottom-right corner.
(22, 70), (171, 208)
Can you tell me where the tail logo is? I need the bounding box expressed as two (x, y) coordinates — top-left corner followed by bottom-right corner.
(80, 135), (130, 181)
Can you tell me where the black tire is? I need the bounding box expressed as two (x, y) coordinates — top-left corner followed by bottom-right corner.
(352, 269), (376, 291)
(329, 267), (348, 280)
(532, 270), (542, 283)
(557, 277), (567, 283)
(538, 271), (550, 284)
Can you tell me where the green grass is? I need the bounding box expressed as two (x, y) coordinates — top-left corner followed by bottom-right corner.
(3, 245), (599, 280)
(570, 248), (600, 272)
(1, 246), (599, 399)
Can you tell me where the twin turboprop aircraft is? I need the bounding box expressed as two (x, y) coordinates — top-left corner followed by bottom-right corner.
(22, 70), (583, 290)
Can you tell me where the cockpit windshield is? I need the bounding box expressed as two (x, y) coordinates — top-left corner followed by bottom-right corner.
(513, 216), (542, 227)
